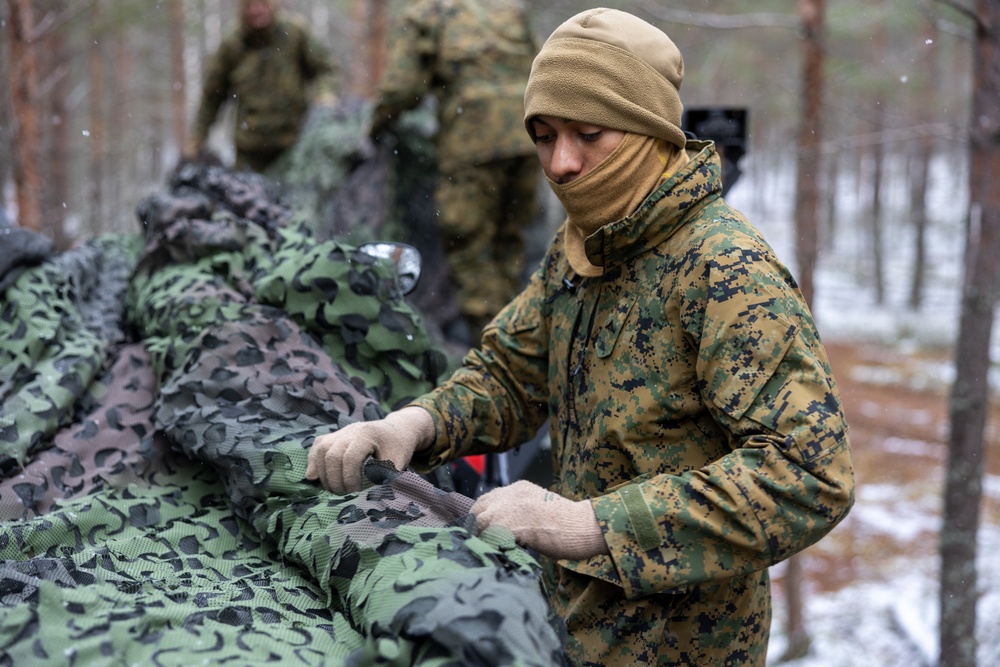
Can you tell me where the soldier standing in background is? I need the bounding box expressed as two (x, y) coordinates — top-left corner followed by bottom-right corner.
(369, 0), (540, 347)
(309, 7), (854, 665)
(185, 0), (339, 173)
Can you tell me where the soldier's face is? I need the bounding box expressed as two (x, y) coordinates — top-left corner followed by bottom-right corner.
(530, 115), (626, 185)
(243, 0), (274, 30)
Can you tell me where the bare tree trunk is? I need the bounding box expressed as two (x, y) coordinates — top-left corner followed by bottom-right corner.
(349, 0), (368, 98)
(939, 2), (1000, 666)
(346, 0), (389, 99)
(369, 0), (388, 94)
(43, 0), (71, 249)
(793, 0), (824, 308)
(785, 0), (826, 659)
(0, 20), (10, 197)
(6, 0), (44, 232)
(822, 148), (839, 252)
(908, 16), (938, 311)
(868, 5), (887, 305)
(109, 17), (132, 235)
(868, 137), (886, 304)
(907, 137), (932, 310)
(170, 0), (188, 156)
(88, 0), (106, 235)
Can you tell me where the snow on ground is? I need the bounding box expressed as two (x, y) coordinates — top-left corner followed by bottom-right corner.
(766, 513), (1000, 667)
(726, 166), (1000, 666)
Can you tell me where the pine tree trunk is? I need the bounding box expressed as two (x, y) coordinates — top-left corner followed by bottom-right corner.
(87, 0), (106, 235)
(869, 5), (886, 305)
(170, 0), (188, 155)
(6, 0), (44, 232)
(792, 0), (824, 309)
(369, 0), (388, 93)
(349, 0), (369, 98)
(822, 149), (838, 253)
(907, 139), (931, 310)
(43, 0), (71, 249)
(0, 37), (10, 196)
(110, 21), (132, 234)
(908, 16), (938, 311)
(785, 0), (826, 659)
(939, 2), (1000, 665)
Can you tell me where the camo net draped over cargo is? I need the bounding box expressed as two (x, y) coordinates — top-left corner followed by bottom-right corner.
(0, 165), (569, 666)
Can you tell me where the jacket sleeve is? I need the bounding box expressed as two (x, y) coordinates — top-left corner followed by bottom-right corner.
(296, 20), (339, 103)
(590, 241), (855, 599)
(369, 0), (441, 133)
(409, 254), (555, 471)
(191, 38), (237, 149)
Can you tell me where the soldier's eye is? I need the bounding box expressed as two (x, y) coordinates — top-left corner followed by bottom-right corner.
(580, 131), (602, 142)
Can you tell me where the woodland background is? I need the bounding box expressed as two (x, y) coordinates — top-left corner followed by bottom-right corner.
(3, 1), (1000, 667)
(0, 0), (974, 256)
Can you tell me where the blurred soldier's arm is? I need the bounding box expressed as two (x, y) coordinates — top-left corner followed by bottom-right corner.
(298, 18), (340, 109)
(369, 0), (441, 137)
(186, 40), (237, 159)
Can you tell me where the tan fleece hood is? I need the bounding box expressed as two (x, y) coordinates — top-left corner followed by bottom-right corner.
(523, 7), (686, 149)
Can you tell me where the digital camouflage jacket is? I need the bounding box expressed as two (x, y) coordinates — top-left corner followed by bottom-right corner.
(411, 142), (855, 665)
(371, 0), (537, 171)
(192, 14), (337, 155)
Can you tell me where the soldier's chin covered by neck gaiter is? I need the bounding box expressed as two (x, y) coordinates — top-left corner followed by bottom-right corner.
(551, 133), (687, 277)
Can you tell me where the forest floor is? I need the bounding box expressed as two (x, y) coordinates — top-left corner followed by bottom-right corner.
(768, 339), (1000, 666)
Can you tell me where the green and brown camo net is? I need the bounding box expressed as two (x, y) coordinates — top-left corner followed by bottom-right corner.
(0, 164), (569, 666)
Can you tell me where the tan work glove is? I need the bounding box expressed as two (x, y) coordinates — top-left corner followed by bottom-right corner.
(471, 480), (610, 560)
(305, 406), (435, 494)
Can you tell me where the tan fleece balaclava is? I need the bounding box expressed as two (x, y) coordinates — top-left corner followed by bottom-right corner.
(524, 7), (686, 149)
(524, 8), (690, 276)
(554, 133), (688, 276)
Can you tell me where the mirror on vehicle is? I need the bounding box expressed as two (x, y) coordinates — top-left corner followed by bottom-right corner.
(358, 242), (422, 295)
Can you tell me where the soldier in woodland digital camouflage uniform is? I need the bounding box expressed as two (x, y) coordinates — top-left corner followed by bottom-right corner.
(369, 0), (540, 345)
(185, 0), (338, 172)
(309, 8), (855, 666)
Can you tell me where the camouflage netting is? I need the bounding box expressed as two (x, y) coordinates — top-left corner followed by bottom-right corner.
(269, 99), (462, 345)
(0, 164), (569, 666)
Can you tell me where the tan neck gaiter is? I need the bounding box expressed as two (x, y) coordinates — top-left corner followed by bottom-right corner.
(551, 133), (688, 277)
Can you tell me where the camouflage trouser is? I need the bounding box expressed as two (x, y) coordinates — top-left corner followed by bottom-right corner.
(436, 155), (540, 324)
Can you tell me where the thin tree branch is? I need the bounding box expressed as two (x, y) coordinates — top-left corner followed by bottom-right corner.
(633, 0), (799, 31)
(813, 122), (961, 156)
(28, 0), (96, 43)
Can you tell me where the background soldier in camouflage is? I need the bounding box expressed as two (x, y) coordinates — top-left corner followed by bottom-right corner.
(185, 0), (338, 173)
(370, 0), (540, 346)
(310, 7), (855, 666)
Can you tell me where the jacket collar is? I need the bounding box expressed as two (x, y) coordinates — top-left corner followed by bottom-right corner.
(581, 140), (723, 272)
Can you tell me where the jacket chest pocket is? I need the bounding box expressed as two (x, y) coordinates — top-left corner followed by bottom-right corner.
(593, 297), (637, 359)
